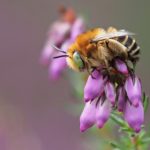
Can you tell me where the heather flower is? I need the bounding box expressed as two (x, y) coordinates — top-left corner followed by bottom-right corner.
(40, 21), (71, 66)
(84, 70), (106, 102)
(48, 52), (67, 80)
(79, 58), (144, 132)
(124, 100), (144, 133)
(125, 75), (142, 107)
(80, 96), (112, 132)
(48, 39), (72, 79)
(117, 86), (126, 112)
(70, 17), (85, 40)
(80, 101), (97, 132)
(96, 99), (112, 128)
(115, 59), (128, 75)
(104, 81), (116, 105)
(40, 7), (86, 80)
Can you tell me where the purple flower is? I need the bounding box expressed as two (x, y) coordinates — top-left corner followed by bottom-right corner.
(40, 15), (86, 80)
(47, 21), (71, 44)
(48, 55), (67, 80)
(124, 100), (144, 133)
(40, 21), (71, 66)
(41, 14), (146, 133)
(84, 70), (106, 102)
(125, 76), (142, 107)
(117, 86), (126, 112)
(40, 40), (55, 66)
(48, 39), (73, 80)
(105, 81), (116, 105)
(80, 71), (144, 132)
(70, 17), (85, 40)
(115, 59), (128, 75)
(96, 99), (112, 128)
(80, 101), (96, 132)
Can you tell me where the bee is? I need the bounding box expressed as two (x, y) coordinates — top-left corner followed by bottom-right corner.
(53, 27), (140, 76)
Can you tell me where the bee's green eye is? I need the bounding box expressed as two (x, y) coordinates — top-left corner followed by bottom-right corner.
(73, 51), (84, 70)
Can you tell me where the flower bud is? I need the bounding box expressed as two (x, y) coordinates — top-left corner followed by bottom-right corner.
(115, 59), (128, 75)
(125, 76), (142, 107)
(48, 21), (71, 44)
(49, 56), (66, 80)
(117, 86), (126, 112)
(80, 101), (96, 132)
(40, 40), (55, 66)
(105, 81), (116, 105)
(71, 17), (85, 40)
(40, 21), (71, 66)
(84, 70), (106, 102)
(124, 100), (144, 133)
(48, 39), (72, 80)
(96, 99), (112, 128)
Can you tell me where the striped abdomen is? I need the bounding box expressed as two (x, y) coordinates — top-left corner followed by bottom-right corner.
(117, 36), (140, 63)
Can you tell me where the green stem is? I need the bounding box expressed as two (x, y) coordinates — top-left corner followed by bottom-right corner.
(131, 135), (140, 150)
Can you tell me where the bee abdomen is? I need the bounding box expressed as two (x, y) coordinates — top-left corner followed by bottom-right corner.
(117, 36), (140, 63)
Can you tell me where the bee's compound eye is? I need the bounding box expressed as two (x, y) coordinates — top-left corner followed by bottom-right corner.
(73, 51), (84, 70)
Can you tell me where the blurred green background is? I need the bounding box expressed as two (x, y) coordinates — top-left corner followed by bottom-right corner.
(0, 0), (149, 149)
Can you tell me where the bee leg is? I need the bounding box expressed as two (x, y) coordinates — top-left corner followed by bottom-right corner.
(86, 65), (96, 79)
(105, 39), (128, 58)
(91, 67), (97, 73)
(101, 67), (110, 79)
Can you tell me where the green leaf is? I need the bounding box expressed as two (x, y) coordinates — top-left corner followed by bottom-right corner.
(138, 130), (146, 139)
(119, 127), (134, 134)
(141, 137), (150, 144)
(113, 148), (121, 150)
(110, 141), (120, 149)
(110, 113), (125, 127)
(67, 70), (84, 99)
(143, 93), (149, 112)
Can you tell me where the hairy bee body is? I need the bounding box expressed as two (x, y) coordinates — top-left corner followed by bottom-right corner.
(117, 35), (140, 63)
(66, 27), (140, 73)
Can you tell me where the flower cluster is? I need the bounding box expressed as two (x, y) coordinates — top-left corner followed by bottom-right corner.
(40, 7), (85, 80)
(80, 59), (144, 133)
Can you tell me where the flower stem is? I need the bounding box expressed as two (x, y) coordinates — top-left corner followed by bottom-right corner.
(131, 135), (139, 150)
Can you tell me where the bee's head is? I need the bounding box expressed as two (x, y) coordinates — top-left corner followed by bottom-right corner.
(67, 44), (85, 72)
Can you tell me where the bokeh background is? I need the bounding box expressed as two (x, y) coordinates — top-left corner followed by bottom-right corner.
(0, 0), (150, 149)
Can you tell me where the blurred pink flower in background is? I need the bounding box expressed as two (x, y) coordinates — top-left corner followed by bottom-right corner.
(40, 7), (86, 80)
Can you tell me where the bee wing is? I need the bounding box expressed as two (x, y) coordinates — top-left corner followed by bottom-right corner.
(92, 30), (135, 42)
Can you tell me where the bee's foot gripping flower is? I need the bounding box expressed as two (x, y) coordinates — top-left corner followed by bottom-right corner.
(80, 60), (144, 133)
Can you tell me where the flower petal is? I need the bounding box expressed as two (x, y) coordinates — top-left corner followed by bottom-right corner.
(80, 101), (96, 132)
(115, 59), (128, 74)
(40, 39), (55, 66)
(96, 99), (112, 128)
(48, 57), (67, 80)
(84, 70), (106, 102)
(48, 21), (71, 44)
(40, 21), (71, 66)
(124, 100), (144, 133)
(71, 17), (85, 40)
(125, 76), (142, 107)
(105, 81), (116, 105)
(117, 86), (126, 112)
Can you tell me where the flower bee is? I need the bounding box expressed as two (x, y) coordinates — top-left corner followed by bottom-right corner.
(53, 27), (140, 76)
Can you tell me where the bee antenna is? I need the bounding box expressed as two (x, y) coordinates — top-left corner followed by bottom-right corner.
(53, 55), (69, 59)
(50, 43), (67, 54)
